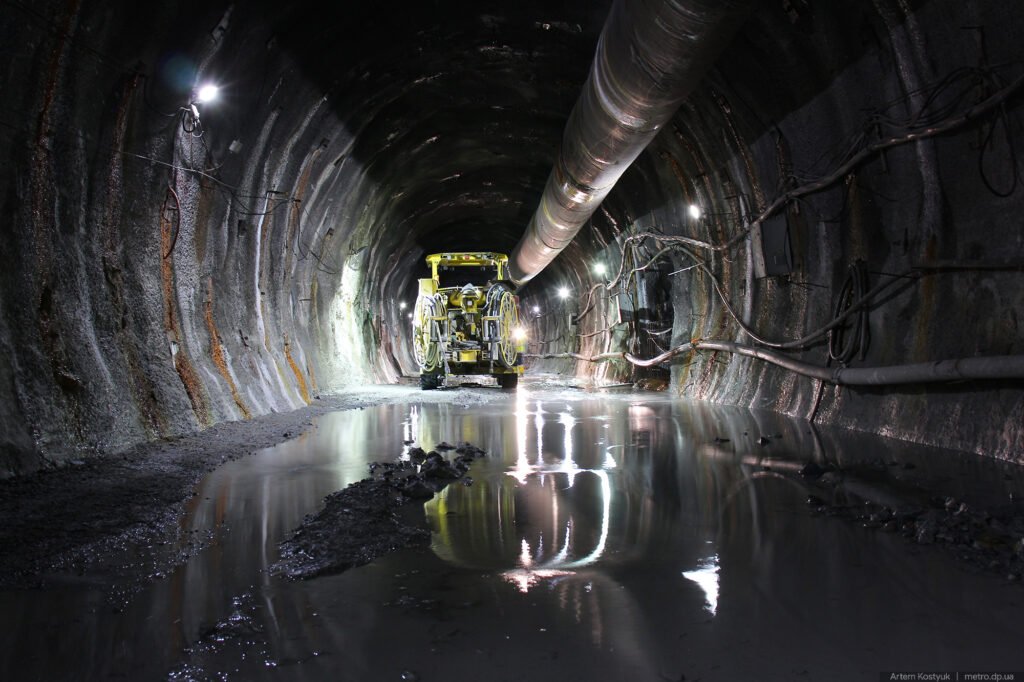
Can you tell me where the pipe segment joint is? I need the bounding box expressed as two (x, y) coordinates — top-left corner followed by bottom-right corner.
(508, 0), (755, 285)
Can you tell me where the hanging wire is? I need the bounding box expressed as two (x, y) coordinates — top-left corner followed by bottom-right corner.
(827, 260), (870, 364)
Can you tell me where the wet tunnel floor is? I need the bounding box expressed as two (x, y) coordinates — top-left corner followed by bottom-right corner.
(2, 386), (1023, 681)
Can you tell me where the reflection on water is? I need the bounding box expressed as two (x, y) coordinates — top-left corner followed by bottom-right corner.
(1, 389), (1022, 681)
(425, 391), (721, 583)
(682, 554), (720, 615)
(425, 393), (619, 591)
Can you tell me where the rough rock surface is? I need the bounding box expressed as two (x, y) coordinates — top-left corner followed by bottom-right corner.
(274, 442), (487, 580)
(802, 461), (1024, 581)
(0, 386), (493, 588)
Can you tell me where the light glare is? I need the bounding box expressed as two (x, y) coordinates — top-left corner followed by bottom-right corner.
(682, 555), (720, 615)
(594, 262), (607, 276)
(688, 204), (702, 220)
(196, 84), (219, 103)
(557, 287), (570, 300)
(532, 305), (540, 314)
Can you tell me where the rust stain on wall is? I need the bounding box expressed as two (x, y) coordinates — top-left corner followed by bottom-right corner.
(101, 75), (167, 437)
(31, 0), (80, 290)
(204, 281), (252, 419)
(283, 336), (311, 404)
(306, 359), (319, 393)
(175, 350), (213, 427)
(161, 196), (212, 426)
(285, 148), (321, 276)
(26, 0), (84, 439)
(914, 235), (938, 361)
(710, 88), (767, 212)
(660, 151), (696, 206)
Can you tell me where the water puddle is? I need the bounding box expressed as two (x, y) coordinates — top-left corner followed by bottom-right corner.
(1, 389), (1021, 680)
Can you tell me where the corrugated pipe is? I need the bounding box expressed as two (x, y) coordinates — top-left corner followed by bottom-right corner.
(508, 0), (754, 285)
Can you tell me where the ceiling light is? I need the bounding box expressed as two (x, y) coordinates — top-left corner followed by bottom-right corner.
(688, 204), (702, 220)
(594, 263), (607, 276)
(532, 305), (540, 314)
(196, 84), (219, 103)
(557, 287), (570, 299)
(398, 301), (407, 310)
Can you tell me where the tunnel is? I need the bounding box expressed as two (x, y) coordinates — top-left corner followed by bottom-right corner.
(0, 0), (1022, 678)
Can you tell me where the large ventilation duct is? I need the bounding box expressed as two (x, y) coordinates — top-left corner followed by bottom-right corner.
(508, 0), (754, 285)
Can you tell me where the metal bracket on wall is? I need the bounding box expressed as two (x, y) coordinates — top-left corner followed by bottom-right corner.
(751, 214), (794, 279)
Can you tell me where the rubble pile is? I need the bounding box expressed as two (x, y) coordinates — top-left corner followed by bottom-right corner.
(274, 442), (486, 579)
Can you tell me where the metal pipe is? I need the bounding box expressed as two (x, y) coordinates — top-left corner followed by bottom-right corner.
(692, 341), (1024, 385)
(508, 0), (754, 285)
(529, 340), (1024, 384)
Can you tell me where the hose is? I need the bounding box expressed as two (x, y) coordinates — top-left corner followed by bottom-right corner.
(601, 234), (914, 351)
(692, 341), (1024, 385)
(828, 260), (870, 363)
(528, 341), (1024, 385)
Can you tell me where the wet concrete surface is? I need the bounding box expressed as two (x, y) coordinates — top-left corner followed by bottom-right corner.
(1, 382), (1023, 680)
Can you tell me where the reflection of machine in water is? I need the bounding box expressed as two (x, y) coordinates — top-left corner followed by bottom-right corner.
(424, 464), (656, 657)
(425, 467), (612, 592)
(422, 399), (699, 591)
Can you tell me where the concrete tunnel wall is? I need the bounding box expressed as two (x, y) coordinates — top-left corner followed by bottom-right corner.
(0, 0), (1021, 476)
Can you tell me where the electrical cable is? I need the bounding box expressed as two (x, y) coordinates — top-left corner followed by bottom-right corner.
(689, 341), (1024, 385)
(572, 283), (605, 322)
(137, 73), (181, 119)
(712, 70), (1024, 255)
(828, 260), (870, 363)
(529, 341), (1024, 385)
(605, 232), (917, 351)
(978, 101), (1020, 197)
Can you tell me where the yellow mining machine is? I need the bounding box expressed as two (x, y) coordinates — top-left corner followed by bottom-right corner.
(412, 252), (526, 390)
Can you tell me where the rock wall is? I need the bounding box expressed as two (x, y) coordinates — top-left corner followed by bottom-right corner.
(0, 0), (1021, 475)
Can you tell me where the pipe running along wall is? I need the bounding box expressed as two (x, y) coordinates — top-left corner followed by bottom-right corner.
(531, 342), (1024, 385)
(508, 0), (754, 285)
(1, 0), (1022, 474)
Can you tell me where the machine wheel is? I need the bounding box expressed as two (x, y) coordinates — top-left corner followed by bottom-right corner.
(420, 373), (442, 390)
(497, 374), (518, 390)
(413, 294), (442, 373)
(485, 284), (519, 369)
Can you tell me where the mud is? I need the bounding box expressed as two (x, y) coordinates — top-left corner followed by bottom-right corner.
(1, 388), (1022, 680)
(801, 460), (1024, 581)
(0, 384), (500, 589)
(274, 442), (487, 580)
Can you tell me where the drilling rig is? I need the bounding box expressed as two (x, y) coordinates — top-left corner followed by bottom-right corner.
(412, 252), (526, 390)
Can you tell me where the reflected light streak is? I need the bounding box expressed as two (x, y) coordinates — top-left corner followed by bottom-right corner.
(519, 538), (533, 568)
(603, 444), (622, 469)
(502, 470), (612, 591)
(504, 568), (575, 593)
(562, 471), (611, 569)
(512, 391), (532, 484)
(559, 411), (578, 486)
(682, 555), (720, 615)
(535, 405), (545, 481)
(551, 519), (571, 565)
(499, 403), (615, 593)
(401, 405), (419, 459)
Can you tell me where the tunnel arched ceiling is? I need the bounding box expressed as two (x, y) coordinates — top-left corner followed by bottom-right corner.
(0, 0), (1021, 475)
